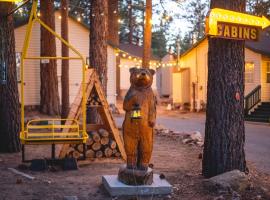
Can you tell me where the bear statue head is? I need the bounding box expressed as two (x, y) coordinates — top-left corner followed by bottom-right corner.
(129, 67), (155, 89)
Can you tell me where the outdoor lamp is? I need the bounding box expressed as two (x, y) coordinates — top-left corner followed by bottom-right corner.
(131, 103), (142, 120)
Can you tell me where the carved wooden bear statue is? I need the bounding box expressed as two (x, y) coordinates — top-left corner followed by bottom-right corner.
(122, 67), (156, 171)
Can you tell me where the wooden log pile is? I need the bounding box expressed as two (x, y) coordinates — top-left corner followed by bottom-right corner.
(87, 93), (102, 106)
(67, 128), (121, 159)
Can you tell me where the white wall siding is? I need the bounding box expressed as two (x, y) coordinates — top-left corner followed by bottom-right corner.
(245, 48), (261, 96)
(158, 54), (175, 97)
(261, 56), (270, 101)
(120, 58), (157, 93)
(175, 39), (264, 110)
(15, 22), (41, 105)
(107, 46), (117, 104)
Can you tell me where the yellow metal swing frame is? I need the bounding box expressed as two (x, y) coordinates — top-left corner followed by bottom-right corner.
(20, 0), (88, 149)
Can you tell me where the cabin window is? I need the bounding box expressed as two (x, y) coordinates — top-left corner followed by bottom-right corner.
(245, 62), (254, 83)
(16, 52), (21, 82)
(266, 62), (270, 83)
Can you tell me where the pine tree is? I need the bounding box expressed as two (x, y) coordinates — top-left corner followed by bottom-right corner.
(202, 0), (247, 178)
(61, 0), (70, 119)
(40, 0), (60, 116)
(108, 0), (120, 98)
(182, 0), (209, 42)
(89, 0), (108, 93)
(247, 0), (270, 17)
(151, 30), (167, 59)
(88, 0), (108, 123)
(142, 0), (152, 68)
(0, 3), (21, 152)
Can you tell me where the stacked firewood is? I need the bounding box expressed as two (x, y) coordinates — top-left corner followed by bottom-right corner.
(67, 128), (121, 159)
(87, 93), (102, 106)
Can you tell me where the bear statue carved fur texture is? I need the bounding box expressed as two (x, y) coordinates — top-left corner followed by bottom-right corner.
(122, 67), (157, 171)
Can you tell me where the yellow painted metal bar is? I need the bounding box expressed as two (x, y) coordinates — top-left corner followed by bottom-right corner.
(34, 17), (85, 60)
(27, 118), (79, 123)
(26, 133), (80, 137)
(20, 0), (37, 135)
(24, 57), (82, 60)
(82, 61), (86, 137)
(20, 0), (87, 143)
(27, 125), (79, 129)
(22, 137), (87, 141)
(34, 16), (87, 136)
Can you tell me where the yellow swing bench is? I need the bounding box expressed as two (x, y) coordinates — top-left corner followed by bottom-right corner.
(19, 0), (88, 162)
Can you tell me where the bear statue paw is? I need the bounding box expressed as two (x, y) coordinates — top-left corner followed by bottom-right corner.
(138, 164), (148, 171)
(126, 164), (137, 170)
(148, 121), (155, 127)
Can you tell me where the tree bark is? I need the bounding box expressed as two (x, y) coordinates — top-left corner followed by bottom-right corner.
(108, 0), (121, 99)
(40, 0), (60, 116)
(0, 3), (21, 152)
(61, 0), (70, 118)
(142, 0), (152, 68)
(202, 0), (247, 178)
(89, 0), (108, 123)
(90, 0), (108, 94)
(128, 0), (133, 44)
(108, 0), (119, 47)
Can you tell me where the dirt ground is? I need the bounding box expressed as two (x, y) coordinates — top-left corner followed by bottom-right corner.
(0, 131), (270, 200)
(0, 106), (270, 200)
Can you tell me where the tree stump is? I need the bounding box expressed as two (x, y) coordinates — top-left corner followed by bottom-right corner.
(118, 165), (153, 185)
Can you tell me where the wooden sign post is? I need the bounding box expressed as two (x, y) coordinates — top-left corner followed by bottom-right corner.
(206, 8), (270, 41)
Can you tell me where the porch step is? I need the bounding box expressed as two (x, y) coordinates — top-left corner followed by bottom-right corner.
(245, 102), (270, 123)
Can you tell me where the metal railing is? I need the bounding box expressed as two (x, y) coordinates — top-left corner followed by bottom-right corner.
(244, 85), (261, 115)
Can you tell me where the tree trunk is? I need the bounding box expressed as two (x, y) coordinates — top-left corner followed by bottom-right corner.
(89, 0), (108, 123)
(0, 3), (21, 152)
(142, 0), (152, 68)
(108, 0), (119, 46)
(61, 0), (70, 118)
(202, 0), (247, 178)
(108, 0), (121, 99)
(40, 0), (60, 116)
(90, 0), (108, 94)
(128, 0), (133, 44)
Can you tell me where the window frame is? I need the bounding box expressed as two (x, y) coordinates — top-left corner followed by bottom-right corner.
(245, 62), (255, 84)
(266, 62), (270, 83)
(16, 52), (22, 83)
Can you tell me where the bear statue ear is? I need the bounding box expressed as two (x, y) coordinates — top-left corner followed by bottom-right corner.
(129, 67), (138, 74)
(149, 69), (155, 75)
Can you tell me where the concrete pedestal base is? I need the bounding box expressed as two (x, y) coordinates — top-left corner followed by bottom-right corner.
(102, 174), (172, 197)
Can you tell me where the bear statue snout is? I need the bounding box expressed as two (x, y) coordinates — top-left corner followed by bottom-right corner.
(141, 72), (146, 76)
